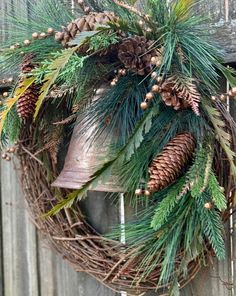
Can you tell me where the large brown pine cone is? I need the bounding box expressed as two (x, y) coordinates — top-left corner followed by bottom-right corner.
(118, 36), (157, 75)
(17, 54), (39, 120)
(55, 11), (118, 47)
(147, 132), (196, 193)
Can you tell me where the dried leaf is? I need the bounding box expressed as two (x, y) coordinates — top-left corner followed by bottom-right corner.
(203, 100), (236, 178)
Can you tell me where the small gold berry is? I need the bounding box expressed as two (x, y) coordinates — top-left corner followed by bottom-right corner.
(47, 28), (54, 35)
(228, 90), (233, 96)
(156, 76), (162, 83)
(140, 101), (148, 110)
(144, 190), (151, 196)
(204, 202), (213, 209)
(15, 43), (20, 48)
(138, 20), (144, 27)
(118, 69), (123, 74)
(10, 45), (15, 50)
(24, 39), (31, 46)
(135, 189), (143, 196)
(7, 77), (14, 83)
(5, 155), (11, 161)
(220, 94), (226, 101)
(1, 153), (7, 160)
(84, 6), (91, 13)
(9, 147), (16, 153)
(152, 85), (160, 93)
(211, 95), (217, 101)
(121, 69), (126, 76)
(39, 32), (47, 39)
(55, 32), (64, 42)
(77, 0), (84, 4)
(151, 56), (157, 65)
(111, 80), (117, 86)
(232, 87), (236, 94)
(32, 32), (39, 39)
(151, 72), (158, 79)
(2, 92), (9, 98)
(146, 92), (154, 101)
(146, 27), (153, 33)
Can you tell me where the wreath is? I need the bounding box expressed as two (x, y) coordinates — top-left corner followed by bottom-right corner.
(0, 0), (236, 295)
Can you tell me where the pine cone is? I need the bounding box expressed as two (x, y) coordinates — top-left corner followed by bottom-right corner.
(118, 36), (157, 75)
(160, 79), (190, 111)
(17, 54), (39, 120)
(21, 53), (37, 74)
(147, 133), (196, 193)
(160, 76), (200, 115)
(55, 11), (118, 47)
(17, 85), (40, 120)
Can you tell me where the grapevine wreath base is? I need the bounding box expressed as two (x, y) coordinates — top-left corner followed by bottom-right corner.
(14, 125), (232, 296)
(17, 130), (204, 295)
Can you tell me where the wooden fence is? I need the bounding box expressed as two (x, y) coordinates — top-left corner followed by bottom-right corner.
(0, 0), (235, 295)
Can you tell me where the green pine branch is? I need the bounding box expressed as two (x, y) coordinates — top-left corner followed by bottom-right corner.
(208, 172), (227, 211)
(150, 177), (186, 231)
(189, 143), (213, 198)
(201, 206), (225, 260)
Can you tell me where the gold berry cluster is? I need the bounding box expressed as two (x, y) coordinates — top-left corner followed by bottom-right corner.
(140, 71), (162, 110)
(1, 146), (17, 162)
(110, 68), (127, 86)
(211, 87), (236, 102)
(135, 188), (151, 197)
(9, 28), (55, 50)
(0, 77), (14, 86)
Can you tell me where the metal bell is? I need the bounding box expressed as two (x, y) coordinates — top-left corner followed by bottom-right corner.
(52, 86), (123, 192)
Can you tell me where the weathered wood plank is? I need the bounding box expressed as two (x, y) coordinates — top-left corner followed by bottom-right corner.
(0, 160), (39, 296)
(37, 191), (119, 296)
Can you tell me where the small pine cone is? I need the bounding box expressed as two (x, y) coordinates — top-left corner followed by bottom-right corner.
(21, 53), (37, 74)
(55, 11), (118, 47)
(118, 36), (157, 75)
(147, 133), (196, 193)
(17, 54), (39, 120)
(160, 79), (190, 110)
(17, 84), (39, 120)
(160, 76), (200, 115)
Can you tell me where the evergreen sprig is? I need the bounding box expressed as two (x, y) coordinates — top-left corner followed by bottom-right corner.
(196, 193), (226, 260)
(208, 172), (227, 211)
(151, 177), (186, 231)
